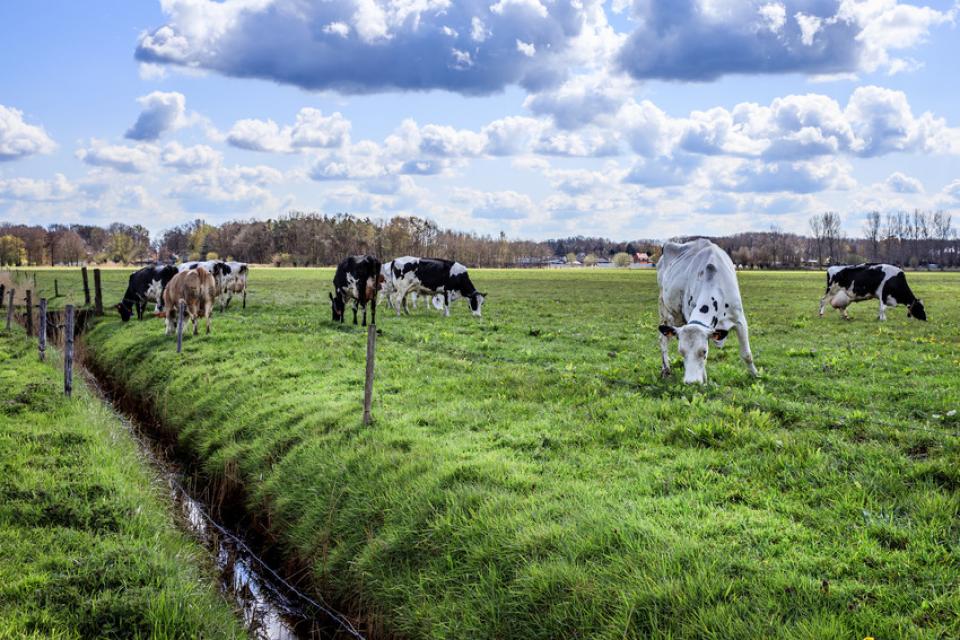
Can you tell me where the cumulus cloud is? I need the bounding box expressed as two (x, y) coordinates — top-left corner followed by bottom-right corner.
(0, 173), (76, 201)
(160, 142), (222, 172)
(454, 188), (535, 220)
(167, 163), (284, 212)
(125, 91), (189, 140)
(883, 171), (924, 193)
(135, 0), (598, 95)
(0, 105), (56, 161)
(721, 158), (855, 193)
(76, 140), (156, 173)
(227, 108), (350, 153)
(617, 0), (954, 82)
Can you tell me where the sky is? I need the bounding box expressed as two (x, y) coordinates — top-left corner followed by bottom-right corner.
(2, 0), (960, 242)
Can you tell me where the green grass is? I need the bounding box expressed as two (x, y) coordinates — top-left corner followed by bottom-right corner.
(44, 267), (960, 639)
(0, 330), (243, 639)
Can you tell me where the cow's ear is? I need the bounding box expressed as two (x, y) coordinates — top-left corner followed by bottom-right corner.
(658, 324), (677, 338)
(712, 328), (729, 342)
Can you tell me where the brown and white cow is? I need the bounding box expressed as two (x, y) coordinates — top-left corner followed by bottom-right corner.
(158, 267), (216, 336)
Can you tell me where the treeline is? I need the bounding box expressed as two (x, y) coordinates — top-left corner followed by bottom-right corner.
(1, 209), (956, 268)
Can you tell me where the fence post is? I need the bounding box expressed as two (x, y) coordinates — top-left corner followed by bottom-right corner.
(54, 279), (59, 298)
(25, 290), (33, 337)
(5, 289), (13, 330)
(93, 268), (103, 316)
(176, 300), (185, 354)
(362, 323), (377, 425)
(64, 305), (75, 398)
(81, 266), (90, 306)
(0, 283), (4, 309)
(38, 298), (47, 361)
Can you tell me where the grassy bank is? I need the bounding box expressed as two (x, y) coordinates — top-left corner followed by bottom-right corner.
(0, 330), (243, 639)
(76, 267), (960, 639)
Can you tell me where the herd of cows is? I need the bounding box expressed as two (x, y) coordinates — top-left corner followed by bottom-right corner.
(113, 239), (927, 385)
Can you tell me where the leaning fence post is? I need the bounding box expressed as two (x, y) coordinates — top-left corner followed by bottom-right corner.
(362, 323), (377, 425)
(81, 266), (90, 306)
(5, 289), (13, 330)
(64, 305), (75, 397)
(176, 300), (185, 354)
(93, 268), (103, 316)
(38, 298), (47, 361)
(25, 290), (33, 337)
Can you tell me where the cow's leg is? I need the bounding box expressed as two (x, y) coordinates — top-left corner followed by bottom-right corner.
(818, 292), (828, 317)
(224, 293), (232, 310)
(735, 321), (759, 377)
(361, 302), (367, 327)
(443, 291), (450, 317)
(401, 291), (411, 315)
(352, 300), (359, 325)
(242, 290), (246, 309)
(205, 302), (212, 334)
(878, 299), (886, 321)
(659, 332), (672, 378)
(165, 309), (175, 336)
(371, 297), (377, 326)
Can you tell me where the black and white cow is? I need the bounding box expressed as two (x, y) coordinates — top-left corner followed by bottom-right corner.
(819, 263), (926, 321)
(331, 255), (381, 326)
(115, 264), (178, 321)
(221, 261), (249, 309)
(385, 257), (486, 317)
(657, 239), (759, 384)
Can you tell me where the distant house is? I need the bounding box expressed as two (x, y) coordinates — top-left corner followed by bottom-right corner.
(631, 252), (655, 269)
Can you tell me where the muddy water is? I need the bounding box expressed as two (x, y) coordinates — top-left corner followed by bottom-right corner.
(81, 369), (364, 640)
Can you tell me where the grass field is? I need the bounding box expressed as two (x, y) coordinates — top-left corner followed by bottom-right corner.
(26, 266), (960, 638)
(0, 330), (243, 639)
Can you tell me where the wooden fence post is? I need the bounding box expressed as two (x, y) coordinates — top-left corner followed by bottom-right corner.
(362, 323), (377, 425)
(93, 268), (103, 316)
(38, 298), (47, 361)
(81, 267), (90, 306)
(25, 290), (33, 337)
(54, 279), (60, 298)
(5, 289), (13, 330)
(176, 300), (185, 354)
(64, 305), (75, 398)
(0, 283), (4, 309)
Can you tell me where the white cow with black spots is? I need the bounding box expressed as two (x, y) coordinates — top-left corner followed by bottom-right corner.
(657, 239), (759, 384)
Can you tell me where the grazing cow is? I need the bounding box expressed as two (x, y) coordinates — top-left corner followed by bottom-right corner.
(116, 264), (178, 321)
(179, 260), (231, 308)
(819, 263), (926, 321)
(220, 261), (249, 309)
(158, 267), (215, 336)
(331, 255), (381, 326)
(386, 257), (486, 317)
(657, 239), (759, 384)
(379, 261), (443, 313)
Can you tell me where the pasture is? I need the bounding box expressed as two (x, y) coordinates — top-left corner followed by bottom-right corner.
(31, 267), (960, 638)
(0, 331), (243, 638)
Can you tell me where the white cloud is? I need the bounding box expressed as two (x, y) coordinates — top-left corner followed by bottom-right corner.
(126, 91), (189, 141)
(883, 171), (924, 193)
(0, 173), (76, 201)
(454, 188), (536, 220)
(160, 142), (222, 172)
(0, 105), (56, 161)
(227, 108), (350, 153)
(76, 140), (156, 173)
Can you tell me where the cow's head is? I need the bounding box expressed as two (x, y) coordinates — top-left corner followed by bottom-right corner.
(468, 292), (486, 317)
(658, 323), (729, 384)
(329, 292), (345, 323)
(908, 299), (927, 321)
(116, 301), (133, 322)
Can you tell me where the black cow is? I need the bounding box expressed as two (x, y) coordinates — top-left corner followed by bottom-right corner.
(385, 256), (486, 317)
(116, 264), (178, 321)
(330, 255), (381, 326)
(819, 263), (926, 321)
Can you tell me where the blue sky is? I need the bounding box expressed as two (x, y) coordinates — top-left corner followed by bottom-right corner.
(2, 0), (959, 240)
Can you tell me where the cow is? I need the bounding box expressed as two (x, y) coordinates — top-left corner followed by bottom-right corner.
(819, 263), (926, 321)
(386, 257), (486, 317)
(220, 261), (249, 309)
(116, 264), (178, 321)
(158, 267), (215, 336)
(657, 239), (759, 384)
(330, 255), (381, 326)
(379, 261), (442, 313)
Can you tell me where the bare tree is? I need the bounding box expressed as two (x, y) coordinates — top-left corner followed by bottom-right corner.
(863, 211), (881, 261)
(808, 215), (824, 266)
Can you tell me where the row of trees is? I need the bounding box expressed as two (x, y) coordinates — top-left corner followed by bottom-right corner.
(1, 210), (957, 268)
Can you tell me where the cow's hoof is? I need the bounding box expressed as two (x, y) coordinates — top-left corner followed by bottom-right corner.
(660, 368), (671, 379)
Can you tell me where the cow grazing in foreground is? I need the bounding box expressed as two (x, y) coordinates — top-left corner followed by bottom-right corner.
(116, 264), (178, 321)
(819, 264), (926, 321)
(179, 260), (232, 309)
(657, 239), (759, 384)
(385, 257), (486, 317)
(331, 255), (381, 326)
(158, 267), (215, 336)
